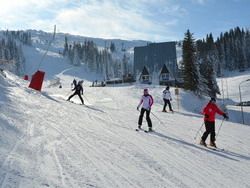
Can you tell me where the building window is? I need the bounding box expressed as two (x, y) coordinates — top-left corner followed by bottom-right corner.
(142, 75), (149, 81)
(161, 73), (169, 80)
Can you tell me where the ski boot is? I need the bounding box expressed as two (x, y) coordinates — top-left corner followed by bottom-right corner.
(148, 127), (153, 132)
(209, 141), (217, 148)
(200, 139), (207, 147)
(162, 109), (167, 112)
(138, 125), (142, 130)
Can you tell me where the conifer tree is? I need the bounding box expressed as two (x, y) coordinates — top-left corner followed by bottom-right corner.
(110, 42), (116, 53)
(182, 30), (200, 93)
(63, 36), (69, 56)
(72, 46), (80, 66)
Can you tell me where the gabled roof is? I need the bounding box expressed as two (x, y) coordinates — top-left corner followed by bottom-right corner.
(141, 66), (149, 75)
(160, 64), (169, 74)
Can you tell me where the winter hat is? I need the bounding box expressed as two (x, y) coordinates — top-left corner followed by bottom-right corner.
(143, 88), (149, 94)
(210, 97), (216, 102)
(166, 86), (170, 90)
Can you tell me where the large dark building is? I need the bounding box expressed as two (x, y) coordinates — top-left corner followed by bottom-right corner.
(134, 42), (178, 79)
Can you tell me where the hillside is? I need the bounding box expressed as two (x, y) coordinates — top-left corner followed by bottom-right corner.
(0, 32), (250, 188)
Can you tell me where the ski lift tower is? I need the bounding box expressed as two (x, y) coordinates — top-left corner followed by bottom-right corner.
(239, 79), (250, 124)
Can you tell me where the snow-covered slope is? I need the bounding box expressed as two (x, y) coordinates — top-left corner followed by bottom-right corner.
(1, 32), (250, 187)
(217, 72), (250, 125)
(29, 29), (149, 56)
(1, 67), (250, 187)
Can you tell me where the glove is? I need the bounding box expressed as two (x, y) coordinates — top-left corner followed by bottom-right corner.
(137, 106), (140, 111)
(223, 113), (229, 120)
(205, 114), (209, 118)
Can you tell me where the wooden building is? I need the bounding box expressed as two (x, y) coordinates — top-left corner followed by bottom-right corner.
(134, 42), (178, 80)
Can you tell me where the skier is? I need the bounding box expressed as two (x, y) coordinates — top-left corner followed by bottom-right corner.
(137, 88), (154, 132)
(200, 97), (229, 147)
(162, 86), (173, 112)
(67, 80), (84, 104)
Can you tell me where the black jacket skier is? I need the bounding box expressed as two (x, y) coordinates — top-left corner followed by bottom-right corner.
(67, 80), (84, 104)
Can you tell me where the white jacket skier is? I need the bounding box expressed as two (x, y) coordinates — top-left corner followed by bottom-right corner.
(162, 86), (173, 112)
(163, 88), (172, 100)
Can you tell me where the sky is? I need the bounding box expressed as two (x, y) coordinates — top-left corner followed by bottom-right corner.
(0, 0), (249, 42)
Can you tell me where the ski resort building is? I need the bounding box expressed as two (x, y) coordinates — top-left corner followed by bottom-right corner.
(134, 42), (180, 84)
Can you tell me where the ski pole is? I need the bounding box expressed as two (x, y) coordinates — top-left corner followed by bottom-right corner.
(216, 118), (225, 139)
(151, 111), (165, 126)
(194, 122), (204, 140)
(83, 93), (90, 104)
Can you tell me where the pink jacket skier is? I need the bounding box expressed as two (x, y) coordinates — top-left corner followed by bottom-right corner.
(137, 88), (154, 131)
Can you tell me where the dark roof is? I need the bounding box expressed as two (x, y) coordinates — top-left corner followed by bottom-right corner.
(160, 64), (169, 74)
(141, 66), (149, 75)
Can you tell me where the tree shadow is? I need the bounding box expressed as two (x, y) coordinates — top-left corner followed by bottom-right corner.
(226, 108), (250, 126)
(150, 131), (250, 162)
(84, 105), (105, 113)
(174, 111), (203, 118)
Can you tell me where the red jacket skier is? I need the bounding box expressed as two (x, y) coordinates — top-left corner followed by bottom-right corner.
(200, 98), (228, 147)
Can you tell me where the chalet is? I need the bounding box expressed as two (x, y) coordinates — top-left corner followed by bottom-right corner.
(139, 66), (151, 84)
(134, 42), (179, 81)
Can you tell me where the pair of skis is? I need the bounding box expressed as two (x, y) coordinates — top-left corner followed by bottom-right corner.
(67, 100), (85, 105)
(199, 144), (224, 151)
(135, 128), (153, 133)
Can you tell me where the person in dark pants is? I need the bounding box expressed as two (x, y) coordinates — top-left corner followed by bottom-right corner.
(137, 88), (154, 132)
(200, 98), (228, 147)
(162, 86), (173, 112)
(67, 80), (84, 104)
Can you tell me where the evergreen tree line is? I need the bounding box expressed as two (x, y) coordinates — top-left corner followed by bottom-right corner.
(182, 27), (250, 98)
(198, 27), (250, 73)
(63, 36), (129, 79)
(3, 30), (32, 45)
(0, 36), (25, 76)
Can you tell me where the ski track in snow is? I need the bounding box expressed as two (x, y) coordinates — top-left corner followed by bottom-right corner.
(1, 68), (250, 187)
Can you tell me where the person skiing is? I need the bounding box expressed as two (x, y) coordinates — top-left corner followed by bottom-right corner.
(200, 97), (229, 148)
(137, 88), (154, 132)
(67, 80), (84, 104)
(162, 85), (173, 112)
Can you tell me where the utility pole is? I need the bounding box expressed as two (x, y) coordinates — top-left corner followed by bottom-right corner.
(239, 79), (250, 124)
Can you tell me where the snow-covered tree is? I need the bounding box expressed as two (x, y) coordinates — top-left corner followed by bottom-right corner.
(182, 30), (200, 93)
(72, 46), (81, 66)
(110, 42), (116, 53)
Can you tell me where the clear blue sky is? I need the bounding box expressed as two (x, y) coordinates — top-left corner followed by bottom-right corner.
(0, 0), (249, 42)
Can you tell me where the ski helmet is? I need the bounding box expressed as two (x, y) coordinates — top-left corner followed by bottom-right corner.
(143, 88), (149, 94)
(210, 97), (216, 102)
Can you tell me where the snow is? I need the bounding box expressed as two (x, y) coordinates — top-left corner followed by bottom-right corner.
(0, 32), (250, 188)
